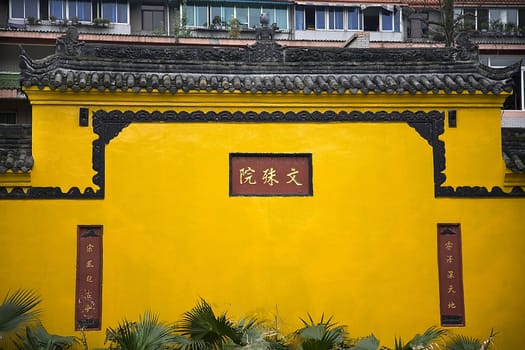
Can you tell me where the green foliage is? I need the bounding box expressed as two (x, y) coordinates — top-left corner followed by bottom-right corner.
(14, 323), (81, 350)
(105, 311), (177, 350)
(0, 289), (41, 338)
(350, 334), (380, 350)
(446, 329), (496, 350)
(392, 326), (446, 350)
(293, 314), (347, 350)
(175, 298), (242, 350)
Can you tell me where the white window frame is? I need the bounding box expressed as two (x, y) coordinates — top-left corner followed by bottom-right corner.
(10, 0), (40, 20)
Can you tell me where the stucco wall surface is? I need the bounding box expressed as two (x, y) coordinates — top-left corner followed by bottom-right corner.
(1, 90), (524, 349)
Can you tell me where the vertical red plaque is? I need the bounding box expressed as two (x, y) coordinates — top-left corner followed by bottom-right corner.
(437, 224), (465, 326)
(75, 226), (102, 330)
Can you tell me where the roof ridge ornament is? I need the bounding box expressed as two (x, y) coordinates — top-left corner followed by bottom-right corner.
(454, 32), (479, 62)
(56, 26), (84, 57)
(255, 12), (275, 41)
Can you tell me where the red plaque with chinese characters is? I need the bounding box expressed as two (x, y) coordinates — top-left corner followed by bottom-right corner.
(437, 224), (465, 326)
(75, 226), (102, 330)
(230, 153), (312, 196)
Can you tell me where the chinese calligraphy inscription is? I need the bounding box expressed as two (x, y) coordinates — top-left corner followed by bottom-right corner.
(75, 226), (102, 330)
(230, 153), (312, 196)
(437, 224), (465, 326)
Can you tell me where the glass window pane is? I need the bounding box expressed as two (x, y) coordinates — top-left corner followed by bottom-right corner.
(102, 0), (116, 22)
(50, 0), (64, 19)
(117, 0), (127, 23)
(490, 8), (503, 31)
(296, 6), (304, 30)
(142, 11), (153, 30)
(382, 8), (393, 31)
(196, 4), (207, 27)
(210, 4), (221, 26)
(236, 6), (248, 27)
(275, 6), (287, 29)
(328, 7), (343, 29)
(224, 5), (234, 24)
(394, 6), (400, 32)
(11, 0), (24, 18)
(186, 4), (195, 26)
(316, 7), (325, 29)
(348, 7), (359, 30)
(507, 9), (518, 25)
(25, 0), (38, 18)
(249, 6), (261, 28)
(478, 9), (489, 30)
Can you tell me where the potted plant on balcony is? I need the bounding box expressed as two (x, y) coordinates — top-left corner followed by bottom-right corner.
(229, 17), (241, 38)
(212, 15), (223, 30)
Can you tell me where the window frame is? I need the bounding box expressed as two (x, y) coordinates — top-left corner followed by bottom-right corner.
(10, 0), (39, 20)
(100, 0), (128, 24)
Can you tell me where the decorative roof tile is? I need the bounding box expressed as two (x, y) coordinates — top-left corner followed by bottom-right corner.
(0, 124), (33, 173)
(502, 128), (525, 173)
(19, 28), (518, 96)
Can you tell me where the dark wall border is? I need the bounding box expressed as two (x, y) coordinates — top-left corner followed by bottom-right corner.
(1, 109), (524, 199)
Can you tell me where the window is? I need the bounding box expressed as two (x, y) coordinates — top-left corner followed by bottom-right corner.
(477, 9), (489, 30)
(49, 0), (66, 20)
(305, 6), (315, 29)
(315, 7), (325, 29)
(363, 7), (380, 31)
(69, 0), (92, 21)
(102, 0), (127, 23)
(236, 5), (248, 27)
(348, 7), (360, 30)
(381, 8), (393, 31)
(49, 0), (92, 21)
(186, 3), (207, 27)
(10, 0), (38, 19)
(142, 5), (164, 31)
(296, 6), (304, 30)
(248, 6), (261, 29)
(328, 7), (343, 30)
(185, 2), (287, 30)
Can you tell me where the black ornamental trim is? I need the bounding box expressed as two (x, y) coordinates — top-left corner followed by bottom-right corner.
(1, 110), (524, 199)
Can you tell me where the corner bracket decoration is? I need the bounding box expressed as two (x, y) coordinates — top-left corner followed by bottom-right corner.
(0, 110), (523, 199)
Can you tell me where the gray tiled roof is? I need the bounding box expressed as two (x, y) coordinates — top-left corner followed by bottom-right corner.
(0, 124), (33, 173)
(19, 28), (518, 96)
(502, 128), (525, 173)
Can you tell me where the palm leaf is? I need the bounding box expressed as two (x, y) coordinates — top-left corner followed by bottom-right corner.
(405, 326), (446, 350)
(294, 314), (347, 350)
(14, 323), (80, 350)
(351, 334), (380, 350)
(446, 334), (482, 350)
(175, 299), (241, 349)
(105, 311), (176, 350)
(0, 289), (41, 336)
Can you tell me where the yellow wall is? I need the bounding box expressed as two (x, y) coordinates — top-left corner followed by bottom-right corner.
(1, 89), (524, 349)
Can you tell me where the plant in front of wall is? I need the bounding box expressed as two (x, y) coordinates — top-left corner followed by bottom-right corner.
(445, 329), (496, 350)
(93, 18), (110, 27)
(105, 311), (177, 350)
(0, 289), (41, 347)
(392, 326), (447, 350)
(26, 16), (40, 25)
(292, 314), (347, 350)
(174, 298), (243, 350)
(228, 18), (241, 39)
(14, 323), (81, 350)
(211, 16), (223, 30)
